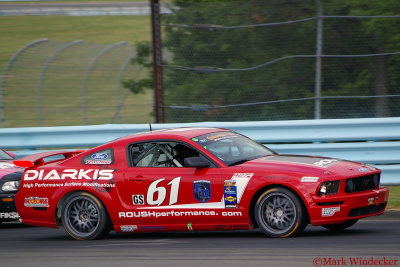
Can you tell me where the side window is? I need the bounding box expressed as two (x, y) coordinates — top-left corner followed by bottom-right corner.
(82, 148), (114, 165)
(128, 142), (202, 167)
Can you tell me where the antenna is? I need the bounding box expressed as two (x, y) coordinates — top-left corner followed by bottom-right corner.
(149, 123), (153, 132)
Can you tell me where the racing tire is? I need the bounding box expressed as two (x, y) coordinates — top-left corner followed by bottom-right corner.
(255, 187), (307, 238)
(322, 219), (358, 231)
(61, 192), (111, 240)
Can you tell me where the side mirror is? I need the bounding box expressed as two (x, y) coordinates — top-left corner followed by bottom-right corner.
(6, 151), (16, 159)
(184, 156), (210, 168)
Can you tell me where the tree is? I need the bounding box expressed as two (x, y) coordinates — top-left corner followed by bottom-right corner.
(125, 0), (400, 121)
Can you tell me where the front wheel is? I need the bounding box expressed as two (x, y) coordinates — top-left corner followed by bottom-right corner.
(61, 192), (111, 240)
(322, 219), (358, 231)
(255, 187), (307, 237)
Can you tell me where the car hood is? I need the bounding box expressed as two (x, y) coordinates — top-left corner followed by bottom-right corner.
(239, 154), (378, 178)
(0, 160), (24, 179)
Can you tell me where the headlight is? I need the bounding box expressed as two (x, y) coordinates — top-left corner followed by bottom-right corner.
(318, 181), (340, 196)
(2, 181), (20, 192)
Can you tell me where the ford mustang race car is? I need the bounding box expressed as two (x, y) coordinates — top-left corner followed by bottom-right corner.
(14, 128), (388, 240)
(0, 149), (23, 223)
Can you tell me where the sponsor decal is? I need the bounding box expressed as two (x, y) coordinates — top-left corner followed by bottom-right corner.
(83, 149), (113, 165)
(215, 224), (248, 231)
(140, 226), (166, 231)
(301, 176), (319, 182)
(132, 194), (145, 205)
(0, 212), (20, 219)
(23, 169), (114, 181)
(91, 153), (108, 160)
(368, 197), (375, 205)
(187, 223), (193, 231)
(368, 196), (380, 205)
(206, 132), (236, 141)
(120, 225), (138, 232)
(24, 197), (49, 208)
(23, 181), (115, 189)
(118, 210), (243, 218)
(232, 173), (253, 179)
(321, 207), (340, 217)
(359, 167), (369, 172)
(84, 152), (112, 165)
(84, 160), (112, 165)
(313, 159), (338, 168)
(224, 180), (238, 208)
(193, 180), (211, 203)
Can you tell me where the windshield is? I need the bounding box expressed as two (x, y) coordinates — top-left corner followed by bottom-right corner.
(0, 149), (13, 160)
(191, 131), (275, 166)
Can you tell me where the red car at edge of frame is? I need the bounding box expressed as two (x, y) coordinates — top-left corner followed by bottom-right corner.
(14, 127), (389, 240)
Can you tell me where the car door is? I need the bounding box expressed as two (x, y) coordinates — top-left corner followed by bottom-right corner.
(119, 141), (224, 230)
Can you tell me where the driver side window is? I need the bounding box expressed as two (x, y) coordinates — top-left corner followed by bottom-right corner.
(128, 142), (201, 167)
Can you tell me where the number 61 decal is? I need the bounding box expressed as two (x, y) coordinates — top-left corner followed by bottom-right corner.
(147, 177), (181, 206)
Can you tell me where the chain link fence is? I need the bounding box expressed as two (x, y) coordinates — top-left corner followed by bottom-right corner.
(0, 40), (152, 128)
(1, 1), (400, 127)
(159, 0), (400, 122)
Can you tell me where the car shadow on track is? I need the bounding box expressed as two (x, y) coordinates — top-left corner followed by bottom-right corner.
(0, 223), (378, 241)
(0, 221), (33, 229)
(104, 226), (378, 240)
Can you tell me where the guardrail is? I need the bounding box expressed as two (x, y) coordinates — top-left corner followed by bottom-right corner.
(0, 117), (399, 184)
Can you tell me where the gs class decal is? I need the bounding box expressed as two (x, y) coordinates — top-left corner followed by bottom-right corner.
(132, 195), (145, 205)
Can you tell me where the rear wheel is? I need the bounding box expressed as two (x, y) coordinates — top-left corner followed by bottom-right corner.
(322, 219), (358, 231)
(255, 187), (307, 237)
(61, 192), (111, 240)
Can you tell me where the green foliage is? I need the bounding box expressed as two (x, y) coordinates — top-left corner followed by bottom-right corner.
(122, 41), (153, 94)
(131, 0), (400, 122)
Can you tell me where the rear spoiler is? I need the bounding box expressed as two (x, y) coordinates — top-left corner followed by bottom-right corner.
(13, 150), (85, 168)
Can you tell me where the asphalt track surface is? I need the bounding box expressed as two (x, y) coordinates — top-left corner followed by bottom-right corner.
(0, 218), (399, 267)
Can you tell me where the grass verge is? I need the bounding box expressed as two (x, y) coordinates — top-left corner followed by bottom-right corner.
(387, 186), (400, 209)
(0, 15), (153, 126)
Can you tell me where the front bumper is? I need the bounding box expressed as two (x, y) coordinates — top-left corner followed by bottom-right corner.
(0, 193), (20, 221)
(309, 187), (389, 226)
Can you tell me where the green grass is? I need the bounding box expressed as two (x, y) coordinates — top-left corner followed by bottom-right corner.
(0, 16), (150, 68)
(0, 15), (153, 126)
(387, 186), (400, 209)
(0, 0), (148, 3)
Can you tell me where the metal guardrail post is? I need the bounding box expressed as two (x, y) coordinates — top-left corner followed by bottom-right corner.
(81, 41), (126, 125)
(37, 40), (83, 126)
(0, 38), (48, 128)
(314, 0), (323, 120)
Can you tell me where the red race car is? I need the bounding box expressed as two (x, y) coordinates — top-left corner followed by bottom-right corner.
(14, 128), (388, 240)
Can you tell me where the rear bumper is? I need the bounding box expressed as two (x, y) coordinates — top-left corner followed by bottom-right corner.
(0, 193), (20, 221)
(309, 187), (389, 226)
